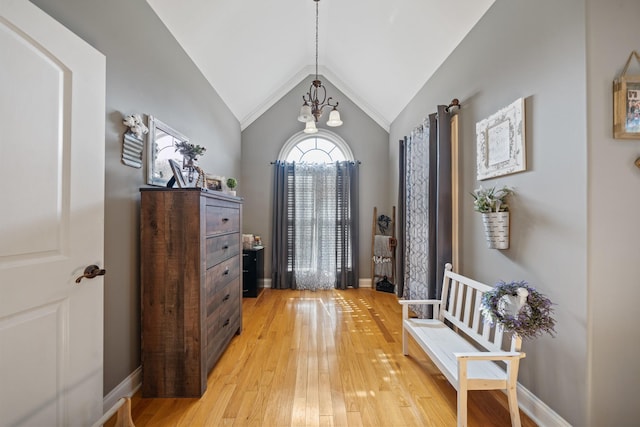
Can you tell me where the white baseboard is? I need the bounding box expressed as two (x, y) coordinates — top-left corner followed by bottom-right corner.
(263, 278), (376, 289)
(103, 366), (142, 416)
(515, 383), (571, 427)
(359, 278), (373, 288)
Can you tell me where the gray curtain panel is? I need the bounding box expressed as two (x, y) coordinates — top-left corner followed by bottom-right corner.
(336, 161), (359, 289)
(271, 161), (295, 289)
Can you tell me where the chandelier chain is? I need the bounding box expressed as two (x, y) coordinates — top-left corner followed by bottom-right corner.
(297, 0), (342, 129)
(315, 0), (319, 79)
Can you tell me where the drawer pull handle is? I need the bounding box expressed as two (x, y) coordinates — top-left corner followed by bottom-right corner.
(222, 245), (229, 250)
(221, 218), (229, 223)
(223, 318), (230, 327)
(223, 267), (230, 275)
(223, 294), (230, 301)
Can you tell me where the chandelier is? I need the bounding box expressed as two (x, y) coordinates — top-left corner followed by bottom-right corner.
(297, 0), (343, 134)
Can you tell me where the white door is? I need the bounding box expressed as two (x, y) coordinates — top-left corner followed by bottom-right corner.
(0, 0), (106, 426)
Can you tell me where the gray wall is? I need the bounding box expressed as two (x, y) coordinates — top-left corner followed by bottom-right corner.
(390, 0), (589, 424)
(241, 76), (390, 283)
(30, 0), (241, 394)
(586, 0), (640, 425)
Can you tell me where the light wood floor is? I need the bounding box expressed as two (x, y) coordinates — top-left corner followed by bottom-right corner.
(115, 288), (537, 426)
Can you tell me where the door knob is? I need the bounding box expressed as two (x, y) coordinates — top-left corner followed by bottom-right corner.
(75, 265), (106, 284)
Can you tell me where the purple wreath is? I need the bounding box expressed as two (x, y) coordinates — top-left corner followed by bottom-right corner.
(480, 281), (557, 340)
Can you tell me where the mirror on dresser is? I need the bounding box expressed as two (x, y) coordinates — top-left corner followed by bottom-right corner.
(146, 116), (189, 187)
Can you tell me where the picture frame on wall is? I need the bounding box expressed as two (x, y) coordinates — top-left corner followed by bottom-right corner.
(476, 97), (526, 181)
(613, 51), (640, 139)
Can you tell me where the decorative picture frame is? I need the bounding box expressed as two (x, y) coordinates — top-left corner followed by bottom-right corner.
(476, 97), (526, 181)
(613, 51), (640, 139)
(168, 159), (186, 188)
(206, 176), (222, 191)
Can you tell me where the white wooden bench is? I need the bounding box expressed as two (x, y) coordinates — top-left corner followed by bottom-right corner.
(400, 263), (525, 427)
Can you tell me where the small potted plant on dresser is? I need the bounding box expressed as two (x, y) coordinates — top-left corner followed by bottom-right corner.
(226, 177), (238, 196)
(471, 185), (514, 249)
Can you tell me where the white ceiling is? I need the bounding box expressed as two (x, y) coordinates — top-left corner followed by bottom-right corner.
(146, 0), (495, 131)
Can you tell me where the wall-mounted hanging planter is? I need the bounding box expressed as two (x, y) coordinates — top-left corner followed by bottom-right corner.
(481, 211), (510, 249)
(471, 185), (513, 250)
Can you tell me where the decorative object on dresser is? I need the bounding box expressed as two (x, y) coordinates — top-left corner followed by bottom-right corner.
(226, 177), (238, 196)
(175, 140), (207, 183)
(242, 247), (264, 298)
(167, 159), (186, 188)
(140, 188), (243, 397)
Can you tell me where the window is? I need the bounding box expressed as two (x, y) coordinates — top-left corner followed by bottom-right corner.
(279, 129), (354, 163)
(271, 130), (358, 290)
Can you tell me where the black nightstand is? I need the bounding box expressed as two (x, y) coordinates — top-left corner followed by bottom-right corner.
(242, 247), (264, 297)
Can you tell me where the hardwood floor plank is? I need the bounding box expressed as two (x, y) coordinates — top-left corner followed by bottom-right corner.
(116, 288), (537, 427)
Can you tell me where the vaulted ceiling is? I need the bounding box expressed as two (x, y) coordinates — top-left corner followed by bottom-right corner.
(146, 0), (495, 131)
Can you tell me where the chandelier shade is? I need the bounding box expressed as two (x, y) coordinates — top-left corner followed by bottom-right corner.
(298, 0), (343, 129)
(326, 108), (343, 127)
(303, 120), (319, 134)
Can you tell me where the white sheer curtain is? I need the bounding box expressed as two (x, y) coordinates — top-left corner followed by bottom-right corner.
(293, 162), (337, 290)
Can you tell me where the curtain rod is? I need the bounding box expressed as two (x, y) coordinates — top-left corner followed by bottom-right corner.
(411, 98), (461, 134)
(269, 161), (361, 165)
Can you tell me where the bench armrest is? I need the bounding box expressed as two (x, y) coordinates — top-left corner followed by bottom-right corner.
(399, 299), (442, 320)
(454, 351), (526, 361)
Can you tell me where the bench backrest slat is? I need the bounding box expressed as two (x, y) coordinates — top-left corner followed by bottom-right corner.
(471, 293), (483, 335)
(440, 264), (522, 353)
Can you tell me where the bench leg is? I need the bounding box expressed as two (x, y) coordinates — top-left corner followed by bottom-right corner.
(457, 359), (468, 427)
(457, 387), (468, 427)
(507, 385), (521, 427)
(506, 359), (522, 427)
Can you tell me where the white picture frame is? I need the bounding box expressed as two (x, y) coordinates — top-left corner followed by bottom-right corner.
(476, 97), (526, 180)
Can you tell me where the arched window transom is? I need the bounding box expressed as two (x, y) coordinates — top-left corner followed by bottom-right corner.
(279, 129), (354, 163)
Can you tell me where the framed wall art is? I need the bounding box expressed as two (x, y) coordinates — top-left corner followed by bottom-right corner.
(476, 97), (526, 181)
(613, 50), (640, 139)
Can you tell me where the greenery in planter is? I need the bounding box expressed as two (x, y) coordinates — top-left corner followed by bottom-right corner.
(471, 185), (514, 213)
(175, 141), (207, 160)
(480, 281), (556, 340)
(226, 177), (237, 190)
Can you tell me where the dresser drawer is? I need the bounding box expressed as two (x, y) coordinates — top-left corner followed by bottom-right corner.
(206, 205), (240, 235)
(208, 255), (239, 288)
(206, 233), (239, 268)
(205, 268), (239, 317)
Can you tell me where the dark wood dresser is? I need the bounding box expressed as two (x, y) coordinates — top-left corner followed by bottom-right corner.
(140, 188), (243, 397)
